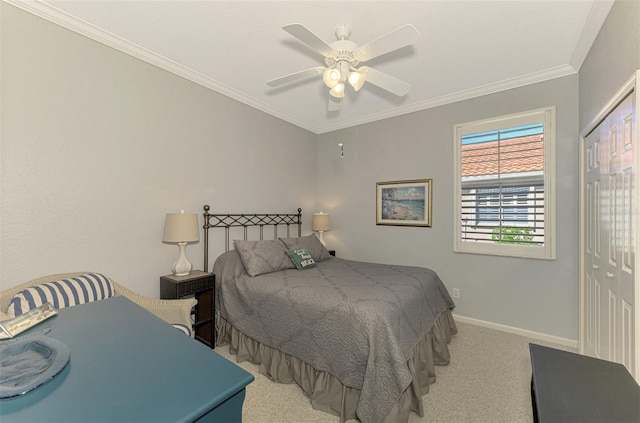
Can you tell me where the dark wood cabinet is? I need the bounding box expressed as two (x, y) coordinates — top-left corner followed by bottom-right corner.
(160, 270), (216, 348)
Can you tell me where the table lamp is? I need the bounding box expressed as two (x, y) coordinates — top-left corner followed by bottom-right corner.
(312, 212), (331, 247)
(163, 210), (199, 276)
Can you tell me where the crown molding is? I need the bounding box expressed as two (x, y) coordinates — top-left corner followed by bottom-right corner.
(316, 64), (577, 134)
(569, 0), (615, 72)
(4, 0), (317, 133)
(5, 0), (593, 136)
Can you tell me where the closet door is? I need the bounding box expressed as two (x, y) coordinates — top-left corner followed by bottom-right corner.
(616, 92), (636, 375)
(582, 89), (636, 378)
(583, 121), (603, 359)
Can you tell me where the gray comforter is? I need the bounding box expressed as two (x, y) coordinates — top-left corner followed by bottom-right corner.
(214, 251), (455, 423)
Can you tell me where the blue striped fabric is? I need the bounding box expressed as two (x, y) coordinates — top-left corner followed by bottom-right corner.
(8, 273), (115, 317)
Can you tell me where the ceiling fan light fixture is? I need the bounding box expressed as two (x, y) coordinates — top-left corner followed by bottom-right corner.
(348, 70), (366, 91)
(270, 23), (420, 111)
(329, 82), (345, 98)
(322, 67), (341, 88)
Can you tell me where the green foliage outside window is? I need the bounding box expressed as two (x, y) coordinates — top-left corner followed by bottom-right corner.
(492, 226), (534, 245)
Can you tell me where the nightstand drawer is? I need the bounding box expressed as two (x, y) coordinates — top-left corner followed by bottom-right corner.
(160, 271), (214, 298)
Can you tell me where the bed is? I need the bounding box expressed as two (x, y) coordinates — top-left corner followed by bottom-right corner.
(204, 205), (457, 423)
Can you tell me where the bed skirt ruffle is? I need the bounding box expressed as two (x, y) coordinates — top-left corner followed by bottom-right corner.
(216, 310), (457, 423)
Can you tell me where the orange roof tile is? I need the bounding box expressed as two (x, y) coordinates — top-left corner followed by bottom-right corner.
(461, 134), (544, 177)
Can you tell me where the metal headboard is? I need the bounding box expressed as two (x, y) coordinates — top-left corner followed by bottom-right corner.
(202, 204), (302, 272)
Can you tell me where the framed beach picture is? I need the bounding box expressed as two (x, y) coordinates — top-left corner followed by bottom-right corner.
(376, 179), (432, 227)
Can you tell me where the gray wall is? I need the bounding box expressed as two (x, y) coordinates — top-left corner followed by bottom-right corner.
(0, 4), (317, 297)
(579, 0), (640, 129)
(317, 76), (580, 340)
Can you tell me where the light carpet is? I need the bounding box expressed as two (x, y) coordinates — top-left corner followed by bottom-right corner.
(215, 320), (573, 423)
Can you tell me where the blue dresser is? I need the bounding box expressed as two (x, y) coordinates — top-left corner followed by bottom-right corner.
(0, 296), (254, 422)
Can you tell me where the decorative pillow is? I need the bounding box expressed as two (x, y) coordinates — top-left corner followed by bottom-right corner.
(234, 239), (295, 277)
(8, 273), (115, 317)
(280, 234), (331, 262)
(286, 248), (317, 270)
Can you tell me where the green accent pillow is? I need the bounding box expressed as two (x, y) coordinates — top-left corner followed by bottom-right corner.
(286, 248), (317, 270)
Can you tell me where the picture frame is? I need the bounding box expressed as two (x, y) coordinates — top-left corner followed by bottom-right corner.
(376, 179), (432, 227)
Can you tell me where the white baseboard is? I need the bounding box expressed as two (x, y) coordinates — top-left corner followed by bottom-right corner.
(453, 313), (578, 350)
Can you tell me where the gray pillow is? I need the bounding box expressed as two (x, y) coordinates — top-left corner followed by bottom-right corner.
(280, 234), (331, 262)
(234, 239), (295, 277)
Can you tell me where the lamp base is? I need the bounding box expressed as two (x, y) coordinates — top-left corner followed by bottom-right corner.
(172, 242), (193, 277)
(316, 231), (327, 247)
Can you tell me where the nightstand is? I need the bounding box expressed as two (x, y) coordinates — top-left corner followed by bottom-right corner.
(160, 270), (215, 348)
(328, 250), (336, 256)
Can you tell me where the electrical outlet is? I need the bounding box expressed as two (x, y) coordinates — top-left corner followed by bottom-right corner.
(452, 288), (460, 298)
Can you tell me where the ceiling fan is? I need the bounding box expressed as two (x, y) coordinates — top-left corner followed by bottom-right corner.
(267, 23), (420, 111)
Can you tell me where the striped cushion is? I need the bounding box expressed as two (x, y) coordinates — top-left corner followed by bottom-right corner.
(172, 323), (192, 337)
(8, 273), (115, 317)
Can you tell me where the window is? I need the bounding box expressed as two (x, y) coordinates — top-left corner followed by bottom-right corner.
(454, 107), (556, 259)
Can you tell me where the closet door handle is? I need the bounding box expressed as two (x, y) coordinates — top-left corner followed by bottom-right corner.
(606, 272), (615, 279)
(592, 264), (599, 270)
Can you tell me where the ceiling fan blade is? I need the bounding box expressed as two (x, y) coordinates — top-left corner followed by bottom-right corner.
(328, 96), (342, 112)
(355, 24), (420, 62)
(283, 24), (336, 58)
(267, 67), (324, 87)
(360, 66), (411, 97)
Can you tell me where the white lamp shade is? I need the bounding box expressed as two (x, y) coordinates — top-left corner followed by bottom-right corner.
(163, 211), (199, 243)
(312, 213), (331, 232)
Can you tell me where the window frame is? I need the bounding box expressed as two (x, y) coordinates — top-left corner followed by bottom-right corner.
(453, 107), (556, 259)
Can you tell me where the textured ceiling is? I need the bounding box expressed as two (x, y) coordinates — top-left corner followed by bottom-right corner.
(10, 0), (614, 134)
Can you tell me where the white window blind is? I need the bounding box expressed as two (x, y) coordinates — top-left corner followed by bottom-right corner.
(454, 108), (556, 259)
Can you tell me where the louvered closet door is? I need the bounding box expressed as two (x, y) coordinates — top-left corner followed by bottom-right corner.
(582, 90), (636, 377)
